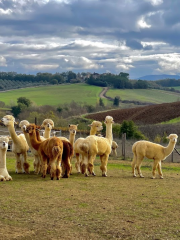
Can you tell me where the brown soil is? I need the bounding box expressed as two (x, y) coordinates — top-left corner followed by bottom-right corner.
(85, 101), (180, 125)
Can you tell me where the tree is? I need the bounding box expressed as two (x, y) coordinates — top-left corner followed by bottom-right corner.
(17, 97), (31, 108)
(99, 98), (104, 107)
(113, 96), (120, 106)
(51, 79), (58, 85)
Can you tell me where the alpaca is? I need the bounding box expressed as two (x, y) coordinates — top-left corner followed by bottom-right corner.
(0, 136), (12, 181)
(111, 141), (118, 157)
(68, 124), (78, 174)
(19, 120), (42, 174)
(1, 115), (30, 173)
(25, 124), (63, 180)
(80, 116), (114, 177)
(41, 119), (54, 138)
(132, 134), (178, 179)
(74, 120), (103, 173)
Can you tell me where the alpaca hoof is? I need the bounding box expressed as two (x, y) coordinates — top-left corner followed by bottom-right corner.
(140, 175), (144, 178)
(151, 176), (155, 179)
(92, 172), (96, 176)
(62, 175), (68, 178)
(51, 177), (54, 180)
(56, 177), (60, 180)
(102, 173), (107, 177)
(133, 174), (137, 177)
(85, 173), (89, 177)
(160, 176), (164, 179)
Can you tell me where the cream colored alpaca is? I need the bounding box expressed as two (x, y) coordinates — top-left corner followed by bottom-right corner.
(111, 141), (118, 157)
(74, 121), (103, 173)
(19, 120), (42, 174)
(0, 136), (12, 181)
(1, 115), (30, 173)
(41, 119), (54, 138)
(80, 116), (114, 177)
(132, 134), (178, 179)
(68, 124), (78, 173)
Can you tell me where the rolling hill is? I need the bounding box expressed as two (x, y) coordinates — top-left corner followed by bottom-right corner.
(135, 74), (180, 81)
(85, 101), (180, 125)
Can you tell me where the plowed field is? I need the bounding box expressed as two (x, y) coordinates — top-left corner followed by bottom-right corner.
(85, 101), (180, 125)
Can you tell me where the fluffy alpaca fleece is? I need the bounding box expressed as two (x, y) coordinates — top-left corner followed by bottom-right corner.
(19, 120), (42, 174)
(79, 116), (114, 177)
(1, 115), (30, 173)
(74, 121), (103, 173)
(0, 136), (12, 181)
(26, 124), (73, 179)
(111, 141), (118, 157)
(132, 134), (178, 179)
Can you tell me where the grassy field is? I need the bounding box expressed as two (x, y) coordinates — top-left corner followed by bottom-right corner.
(0, 83), (107, 106)
(1, 152), (180, 240)
(106, 88), (180, 104)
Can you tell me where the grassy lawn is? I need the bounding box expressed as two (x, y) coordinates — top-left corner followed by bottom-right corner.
(1, 152), (180, 239)
(0, 83), (108, 106)
(106, 88), (180, 104)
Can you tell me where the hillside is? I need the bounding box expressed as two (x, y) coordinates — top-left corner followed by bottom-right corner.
(135, 74), (180, 81)
(85, 101), (180, 125)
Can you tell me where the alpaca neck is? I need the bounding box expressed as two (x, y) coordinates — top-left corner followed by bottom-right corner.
(90, 128), (97, 135)
(105, 124), (113, 145)
(7, 123), (18, 144)
(44, 128), (51, 138)
(69, 134), (75, 147)
(29, 131), (42, 151)
(0, 149), (6, 168)
(164, 141), (176, 157)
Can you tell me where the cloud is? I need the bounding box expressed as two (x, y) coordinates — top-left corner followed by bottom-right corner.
(0, 0), (179, 78)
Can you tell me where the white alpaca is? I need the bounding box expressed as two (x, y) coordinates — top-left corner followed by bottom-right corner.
(41, 119), (54, 138)
(80, 116), (114, 177)
(132, 134), (178, 179)
(111, 141), (118, 157)
(0, 136), (12, 181)
(1, 115), (30, 173)
(74, 121), (103, 173)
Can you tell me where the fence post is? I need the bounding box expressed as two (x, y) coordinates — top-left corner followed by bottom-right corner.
(171, 151), (173, 163)
(122, 133), (126, 160)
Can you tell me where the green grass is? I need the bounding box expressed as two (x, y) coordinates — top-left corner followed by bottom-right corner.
(161, 116), (180, 124)
(106, 88), (180, 104)
(0, 83), (108, 106)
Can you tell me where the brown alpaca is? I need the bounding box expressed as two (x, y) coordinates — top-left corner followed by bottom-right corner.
(26, 124), (63, 180)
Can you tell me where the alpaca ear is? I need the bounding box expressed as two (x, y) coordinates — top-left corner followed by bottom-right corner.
(69, 124), (71, 127)
(76, 124), (79, 126)
(88, 124), (92, 127)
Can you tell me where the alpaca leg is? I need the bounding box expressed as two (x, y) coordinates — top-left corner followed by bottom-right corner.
(22, 152), (30, 174)
(75, 153), (81, 173)
(157, 161), (163, 179)
(136, 156), (144, 178)
(100, 154), (108, 177)
(42, 158), (48, 178)
(56, 155), (62, 180)
(62, 158), (71, 178)
(81, 154), (89, 177)
(14, 153), (22, 173)
(88, 154), (96, 176)
(50, 161), (56, 180)
(34, 155), (40, 174)
(152, 159), (160, 179)
(131, 153), (137, 177)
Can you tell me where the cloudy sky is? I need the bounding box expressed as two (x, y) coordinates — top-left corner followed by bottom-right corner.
(0, 0), (180, 79)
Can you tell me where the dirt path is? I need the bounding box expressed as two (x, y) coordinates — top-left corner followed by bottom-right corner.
(99, 87), (108, 99)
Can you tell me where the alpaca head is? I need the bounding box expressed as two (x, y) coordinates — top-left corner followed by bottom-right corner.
(41, 119), (54, 131)
(167, 134), (178, 143)
(0, 136), (9, 150)
(69, 124), (78, 136)
(104, 116), (114, 125)
(1, 115), (17, 127)
(19, 120), (30, 132)
(26, 124), (40, 135)
(88, 121), (103, 132)
(112, 141), (118, 149)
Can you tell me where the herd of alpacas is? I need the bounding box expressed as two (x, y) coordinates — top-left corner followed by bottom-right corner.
(0, 114), (178, 181)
